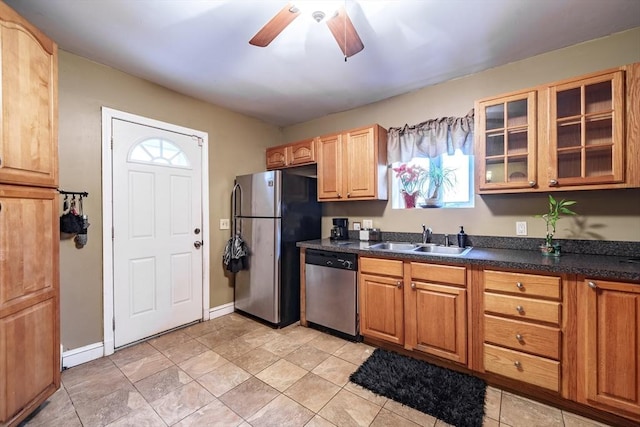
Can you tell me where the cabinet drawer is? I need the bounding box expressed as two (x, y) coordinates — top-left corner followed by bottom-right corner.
(484, 343), (560, 392)
(484, 293), (561, 325)
(360, 257), (403, 277)
(484, 270), (561, 300)
(410, 263), (466, 286)
(484, 315), (560, 359)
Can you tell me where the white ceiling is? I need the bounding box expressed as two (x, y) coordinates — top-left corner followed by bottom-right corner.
(6, 0), (640, 126)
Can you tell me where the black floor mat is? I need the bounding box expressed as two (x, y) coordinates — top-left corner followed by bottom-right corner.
(349, 348), (486, 427)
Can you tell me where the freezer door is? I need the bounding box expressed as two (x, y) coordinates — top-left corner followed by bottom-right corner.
(235, 170), (281, 218)
(234, 217), (281, 324)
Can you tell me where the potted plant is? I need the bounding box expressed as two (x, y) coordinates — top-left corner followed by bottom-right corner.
(392, 163), (428, 208)
(536, 195), (577, 256)
(422, 159), (457, 208)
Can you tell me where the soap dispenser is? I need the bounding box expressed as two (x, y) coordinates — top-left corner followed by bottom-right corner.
(457, 226), (467, 248)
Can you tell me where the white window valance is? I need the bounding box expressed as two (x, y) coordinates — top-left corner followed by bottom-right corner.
(387, 109), (475, 164)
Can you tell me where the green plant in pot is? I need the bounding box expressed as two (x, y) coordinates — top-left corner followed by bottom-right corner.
(536, 195), (577, 256)
(421, 158), (457, 208)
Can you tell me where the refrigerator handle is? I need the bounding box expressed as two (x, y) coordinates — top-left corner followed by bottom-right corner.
(231, 183), (242, 236)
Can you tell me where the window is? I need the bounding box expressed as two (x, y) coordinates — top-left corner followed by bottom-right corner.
(391, 150), (474, 209)
(129, 138), (191, 168)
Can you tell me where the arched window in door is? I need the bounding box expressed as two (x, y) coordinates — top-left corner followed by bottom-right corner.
(129, 138), (191, 168)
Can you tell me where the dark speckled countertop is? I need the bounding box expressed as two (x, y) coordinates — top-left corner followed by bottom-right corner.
(297, 239), (640, 282)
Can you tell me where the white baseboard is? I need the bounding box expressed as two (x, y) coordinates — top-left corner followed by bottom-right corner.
(209, 302), (235, 319)
(62, 342), (104, 369)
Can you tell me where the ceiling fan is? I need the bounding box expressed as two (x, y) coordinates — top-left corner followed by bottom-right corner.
(249, 2), (364, 58)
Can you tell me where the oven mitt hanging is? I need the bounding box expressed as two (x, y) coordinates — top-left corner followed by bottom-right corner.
(60, 211), (83, 234)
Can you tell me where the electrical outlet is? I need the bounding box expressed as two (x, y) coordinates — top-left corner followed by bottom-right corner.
(220, 219), (230, 230)
(516, 221), (528, 236)
(353, 222), (361, 230)
(362, 219), (373, 229)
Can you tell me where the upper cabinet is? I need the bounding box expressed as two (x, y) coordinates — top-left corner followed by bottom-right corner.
(0, 4), (58, 187)
(548, 71), (625, 187)
(266, 138), (316, 170)
(317, 124), (388, 201)
(477, 90), (537, 191)
(476, 63), (640, 194)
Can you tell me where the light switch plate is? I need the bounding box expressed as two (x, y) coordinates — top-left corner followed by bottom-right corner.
(220, 219), (230, 230)
(516, 221), (527, 236)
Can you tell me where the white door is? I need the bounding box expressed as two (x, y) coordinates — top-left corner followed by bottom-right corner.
(112, 118), (203, 348)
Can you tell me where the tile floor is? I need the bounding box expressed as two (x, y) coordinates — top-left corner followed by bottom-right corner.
(21, 313), (612, 427)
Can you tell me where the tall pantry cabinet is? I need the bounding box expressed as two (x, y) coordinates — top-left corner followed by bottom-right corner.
(0, 2), (60, 426)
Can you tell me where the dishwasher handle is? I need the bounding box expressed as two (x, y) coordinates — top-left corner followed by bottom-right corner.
(305, 249), (358, 271)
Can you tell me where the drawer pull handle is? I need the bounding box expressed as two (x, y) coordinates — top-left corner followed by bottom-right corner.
(516, 305), (524, 314)
(411, 282), (416, 290)
(515, 333), (523, 342)
(588, 281), (597, 289)
(516, 282), (524, 290)
(514, 361), (522, 369)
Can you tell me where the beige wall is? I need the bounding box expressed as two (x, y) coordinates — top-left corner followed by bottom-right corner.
(58, 51), (281, 350)
(282, 28), (640, 242)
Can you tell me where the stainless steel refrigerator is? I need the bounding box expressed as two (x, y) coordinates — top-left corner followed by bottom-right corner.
(233, 170), (321, 327)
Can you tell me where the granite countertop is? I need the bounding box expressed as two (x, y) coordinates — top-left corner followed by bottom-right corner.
(297, 239), (640, 282)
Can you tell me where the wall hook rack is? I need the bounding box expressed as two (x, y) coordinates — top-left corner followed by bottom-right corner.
(58, 189), (89, 197)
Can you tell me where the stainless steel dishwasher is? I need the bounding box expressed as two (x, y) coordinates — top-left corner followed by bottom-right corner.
(305, 249), (359, 341)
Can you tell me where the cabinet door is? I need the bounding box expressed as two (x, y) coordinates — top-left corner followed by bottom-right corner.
(407, 281), (467, 364)
(289, 138), (316, 166)
(0, 6), (58, 187)
(548, 71), (625, 188)
(476, 91), (537, 192)
(577, 279), (640, 419)
(344, 127), (376, 199)
(266, 145), (287, 169)
(0, 185), (59, 423)
(359, 273), (404, 345)
(317, 133), (343, 200)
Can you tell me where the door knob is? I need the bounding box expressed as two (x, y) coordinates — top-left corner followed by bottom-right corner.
(194, 228), (201, 235)
(194, 241), (203, 249)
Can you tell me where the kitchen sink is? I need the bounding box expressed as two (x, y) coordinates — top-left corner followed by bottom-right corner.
(367, 242), (420, 251)
(367, 241), (472, 257)
(413, 245), (472, 256)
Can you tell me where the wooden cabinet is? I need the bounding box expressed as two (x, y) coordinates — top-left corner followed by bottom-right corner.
(476, 90), (537, 191)
(482, 270), (562, 392)
(317, 124), (388, 201)
(359, 257), (404, 345)
(548, 70), (625, 188)
(405, 262), (467, 364)
(475, 63), (640, 194)
(0, 4), (58, 188)
(266, 138), (316, 170)
(0, 3), (59, 426)
(577, 279), (640, 421)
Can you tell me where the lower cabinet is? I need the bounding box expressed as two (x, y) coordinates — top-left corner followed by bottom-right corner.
(482, 270), (562, 392)
(577, 278), (640, 421)
(405, 262), (467, 364)
(359, 258), (468, 364)
(359, 258), (404, 345)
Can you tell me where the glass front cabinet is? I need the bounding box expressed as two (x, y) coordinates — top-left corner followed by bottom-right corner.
(475, 64), (638, 194)
(548, 71), (625, 187)
(476, 91), (537, 191)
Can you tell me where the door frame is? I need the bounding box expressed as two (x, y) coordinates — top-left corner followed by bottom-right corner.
(101, 107), (210, 355)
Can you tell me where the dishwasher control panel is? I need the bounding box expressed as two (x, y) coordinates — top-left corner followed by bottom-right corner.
(305, 249), (358, 271)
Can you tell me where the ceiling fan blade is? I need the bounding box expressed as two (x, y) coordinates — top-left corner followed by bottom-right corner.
(249, 2), (301, 47)
(326, 6), (364, 58)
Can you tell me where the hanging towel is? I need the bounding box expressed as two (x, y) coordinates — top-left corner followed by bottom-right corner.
(223, 233), (248, 273)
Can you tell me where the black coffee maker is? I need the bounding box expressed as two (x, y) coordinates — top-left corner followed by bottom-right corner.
(330, 218), (349, 240)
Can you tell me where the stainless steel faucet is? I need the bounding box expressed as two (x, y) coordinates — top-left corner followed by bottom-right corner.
(422, 224), (432, 244)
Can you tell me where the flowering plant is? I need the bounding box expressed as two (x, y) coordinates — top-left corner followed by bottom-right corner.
(392, 163), (427, 195)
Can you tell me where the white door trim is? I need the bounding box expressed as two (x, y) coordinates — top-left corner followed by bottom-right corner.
(101, 107), (210, 356)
